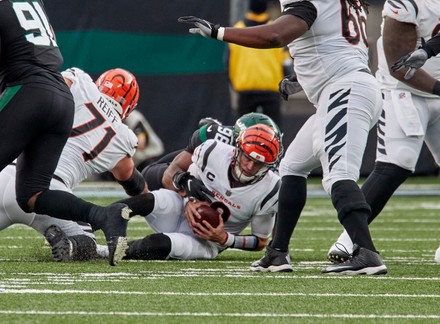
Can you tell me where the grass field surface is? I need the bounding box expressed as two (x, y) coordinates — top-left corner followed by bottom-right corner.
(0, 186), (439, 323)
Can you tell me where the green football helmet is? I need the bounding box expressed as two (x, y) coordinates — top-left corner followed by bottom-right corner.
(233, 112), (282, 140)
(233, 112), (284, 163)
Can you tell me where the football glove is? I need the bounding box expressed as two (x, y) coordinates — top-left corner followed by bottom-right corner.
(391, 48), (429, 80)
(278, 73), (303, 100)
(198, 117), (222, 128)
(172, 171), (214, 202)
(178, 16), (224, 40)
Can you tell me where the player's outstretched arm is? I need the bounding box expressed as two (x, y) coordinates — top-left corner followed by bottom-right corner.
(178, 14), (308, 49)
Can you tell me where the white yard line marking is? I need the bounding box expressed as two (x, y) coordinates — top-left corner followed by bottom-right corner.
(0, 310), (439, 319)
(1, 289), (440, 298)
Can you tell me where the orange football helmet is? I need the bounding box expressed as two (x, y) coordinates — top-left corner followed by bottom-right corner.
(233, 124), (281, 184)
(96, 68), (140, 120)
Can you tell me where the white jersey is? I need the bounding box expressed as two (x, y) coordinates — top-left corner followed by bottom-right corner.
(189, 139), (280, 237)
(143, 140), (280, 260)
(376, 0), (440, 97)
(281, 0), (370, 105)
(0, 67), (138, 240)
(56, 68), (138, 188)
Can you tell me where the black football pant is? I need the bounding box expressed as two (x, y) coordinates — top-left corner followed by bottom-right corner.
(0, 83), (74, 211)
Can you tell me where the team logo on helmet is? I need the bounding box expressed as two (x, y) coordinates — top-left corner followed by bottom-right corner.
(96, 68), (140, 120)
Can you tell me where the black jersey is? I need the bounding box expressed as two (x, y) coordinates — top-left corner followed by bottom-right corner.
(185, 122), (235, 153)
(0, 0), (65, 90)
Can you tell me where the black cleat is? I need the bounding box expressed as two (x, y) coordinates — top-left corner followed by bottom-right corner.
(321, 244), (387, 275)
(90, 203), (131, 266)
(44, 225), (100, 262)
(250, 245), (293, 272)
(44, 225), (73, 262)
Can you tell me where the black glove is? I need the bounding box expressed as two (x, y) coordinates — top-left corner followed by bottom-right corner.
(279, 73), (303, 100)
(178, 16), (222, 40)
(198, 117), (222, 128)
(172, 171), (214, 202)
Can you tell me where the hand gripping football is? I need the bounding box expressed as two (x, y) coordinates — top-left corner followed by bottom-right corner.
(196, 205), (220, 228)
(196, 202), (230, 228)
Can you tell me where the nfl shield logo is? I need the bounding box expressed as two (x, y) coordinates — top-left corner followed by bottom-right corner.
(225, 190), (232, 197)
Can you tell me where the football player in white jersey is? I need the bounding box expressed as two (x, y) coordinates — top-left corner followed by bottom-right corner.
(327, 0), (440, 264)
(178, 0), (386, 275)
(0, 67), (147, 263)
(115, 125), (281, 261)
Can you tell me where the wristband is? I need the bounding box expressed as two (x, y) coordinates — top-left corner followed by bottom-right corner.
(217, 27), (225, 41)
(220, 232), (235, 247)
(423, 35), (440, 58)
(233, 235), (258, 250)
(433, 81), (440, 96)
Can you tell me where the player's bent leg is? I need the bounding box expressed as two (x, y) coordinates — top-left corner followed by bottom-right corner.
(31, 214), (94, 237)
(166, 232), (219, 260)
(145, 190), (184, 233)
(124, 233), (172, 260)
(34, 190), (131, 266)
(117, 192), (155, 218)
(362, 161), (412, 223)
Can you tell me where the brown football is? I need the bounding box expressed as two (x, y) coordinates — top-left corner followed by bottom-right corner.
(196, 205), (220, 228)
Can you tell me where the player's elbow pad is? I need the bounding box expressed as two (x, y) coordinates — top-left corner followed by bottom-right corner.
(118, 168), (146, 196)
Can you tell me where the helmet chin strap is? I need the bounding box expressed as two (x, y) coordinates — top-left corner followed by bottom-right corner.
(231, 150), (256, 184)
(231, 149), (271, 185)
(233, 163), (256, 184)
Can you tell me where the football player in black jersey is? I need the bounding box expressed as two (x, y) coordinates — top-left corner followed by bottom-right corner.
(0, 0), (129, 266)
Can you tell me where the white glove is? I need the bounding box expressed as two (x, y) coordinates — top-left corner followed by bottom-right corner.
(178, 16), (224, 40)
(279, 73), (303, 100)
(391, 49), (429, 80)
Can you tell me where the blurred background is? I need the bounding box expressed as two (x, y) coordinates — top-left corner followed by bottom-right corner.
(44, 0), (439, 177)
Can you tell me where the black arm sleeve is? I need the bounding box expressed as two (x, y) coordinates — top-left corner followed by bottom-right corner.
(282, 1), (317, 29)
(424, 33), (440, 58)
(118, 168), (146, 196)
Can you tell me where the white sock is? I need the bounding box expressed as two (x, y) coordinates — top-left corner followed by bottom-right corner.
(96, 244), (109, 258)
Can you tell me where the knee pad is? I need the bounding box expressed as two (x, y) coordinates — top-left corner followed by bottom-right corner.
(394, 146), (419, 171)
(331, 180), (371, 222)
(125, 233), (171, 260)
(381, 143), (419, 171)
